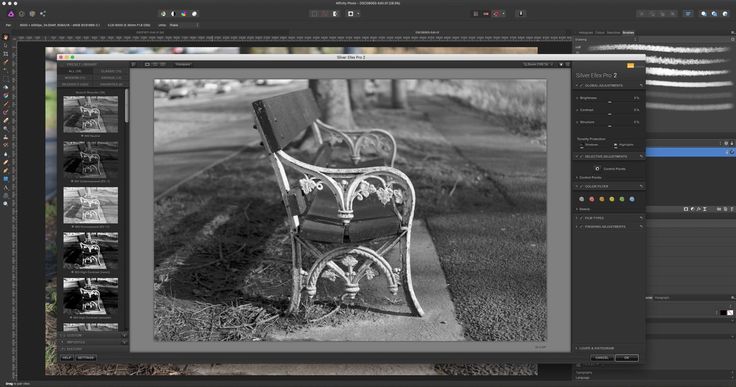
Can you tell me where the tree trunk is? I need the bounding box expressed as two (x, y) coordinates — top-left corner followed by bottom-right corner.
(309, 79), (355, 129)
(348, 79), (368, 110)
(391, 80), (409, 109)
(290, 80), (355, 151)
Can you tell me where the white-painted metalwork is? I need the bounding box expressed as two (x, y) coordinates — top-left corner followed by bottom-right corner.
(264, 148), (423, 317)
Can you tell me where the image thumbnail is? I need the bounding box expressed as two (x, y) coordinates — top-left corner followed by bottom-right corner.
(62, 141), (119, 180)
(62, 95), (119, 133)
(62, 277), (119, 316)
(62, 232), (119, 271)
(63, 323), (118, 332)
(62, 187), (118, 224)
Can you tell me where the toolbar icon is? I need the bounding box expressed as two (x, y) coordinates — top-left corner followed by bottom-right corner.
(6, 9), (15, 18)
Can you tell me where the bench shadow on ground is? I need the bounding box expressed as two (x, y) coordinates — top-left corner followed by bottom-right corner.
(154, 195), (289, 309)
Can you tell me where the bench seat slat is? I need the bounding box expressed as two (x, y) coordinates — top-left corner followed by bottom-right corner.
(299, 189), (401, 243)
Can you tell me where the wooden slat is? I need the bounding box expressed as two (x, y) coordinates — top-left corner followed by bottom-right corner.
(252, 89), (321, 152)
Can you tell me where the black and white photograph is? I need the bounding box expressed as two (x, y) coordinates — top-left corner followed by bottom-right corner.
(153, 79), (547, 343)
(62, 141), (119, 180)
(62, 277), (119, 316)
(63, 323), (119, 332)
(62, 186), (118, 224)
(62, 95), (119, 133)
(62, 232), (119, 271)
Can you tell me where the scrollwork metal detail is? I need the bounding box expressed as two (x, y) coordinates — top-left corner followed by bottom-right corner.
(82, 165), (99, 175)
(79, 242), (100, 253)
(82, 210), (100, 221)
(81, 255), (99, 266)
(351, 177), (407, 207)
(315, 119), (397, 167)
(80, 288), (100, 300)
(80, 197), (100, 208)
(305, 247), (397, 300)
(354, 132), (394, 159)
(299, 175), (324, 195)
(81, 119), (100, 130)
(80, 152), (100, 163)
(79, 106), (100, 117)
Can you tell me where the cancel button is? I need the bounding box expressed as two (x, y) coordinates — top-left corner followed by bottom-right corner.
(590, 354), (614, 362)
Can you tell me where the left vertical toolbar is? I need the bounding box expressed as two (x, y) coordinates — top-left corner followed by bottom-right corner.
(0, 29), (17, 382)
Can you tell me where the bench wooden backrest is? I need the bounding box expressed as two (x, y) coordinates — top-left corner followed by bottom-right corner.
(252, 88), (321, 154)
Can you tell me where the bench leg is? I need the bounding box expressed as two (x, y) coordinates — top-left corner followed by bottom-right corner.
(401, 231), (425, 317)
(286, 234), (303, 315)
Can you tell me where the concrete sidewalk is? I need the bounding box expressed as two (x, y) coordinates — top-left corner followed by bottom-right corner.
(408, 95), (548, 343)
(411, 95), (546, 177)
(267, 220), (466, 342)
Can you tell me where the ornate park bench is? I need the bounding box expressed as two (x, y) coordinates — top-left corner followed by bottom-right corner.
(252, 88), (424, 317)
(78, 188), (101, 221)
(74, 234), (101, 266)
(79, 144), (102, 176)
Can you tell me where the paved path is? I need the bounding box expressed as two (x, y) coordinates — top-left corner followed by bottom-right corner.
(153, 122), (255, 199)
(411, 95), (546, 180)
(267, 220), (466, 342)
(154, 83), (304, 198)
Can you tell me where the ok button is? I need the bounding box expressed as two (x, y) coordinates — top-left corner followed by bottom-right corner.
(615, 354), (639, 362)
